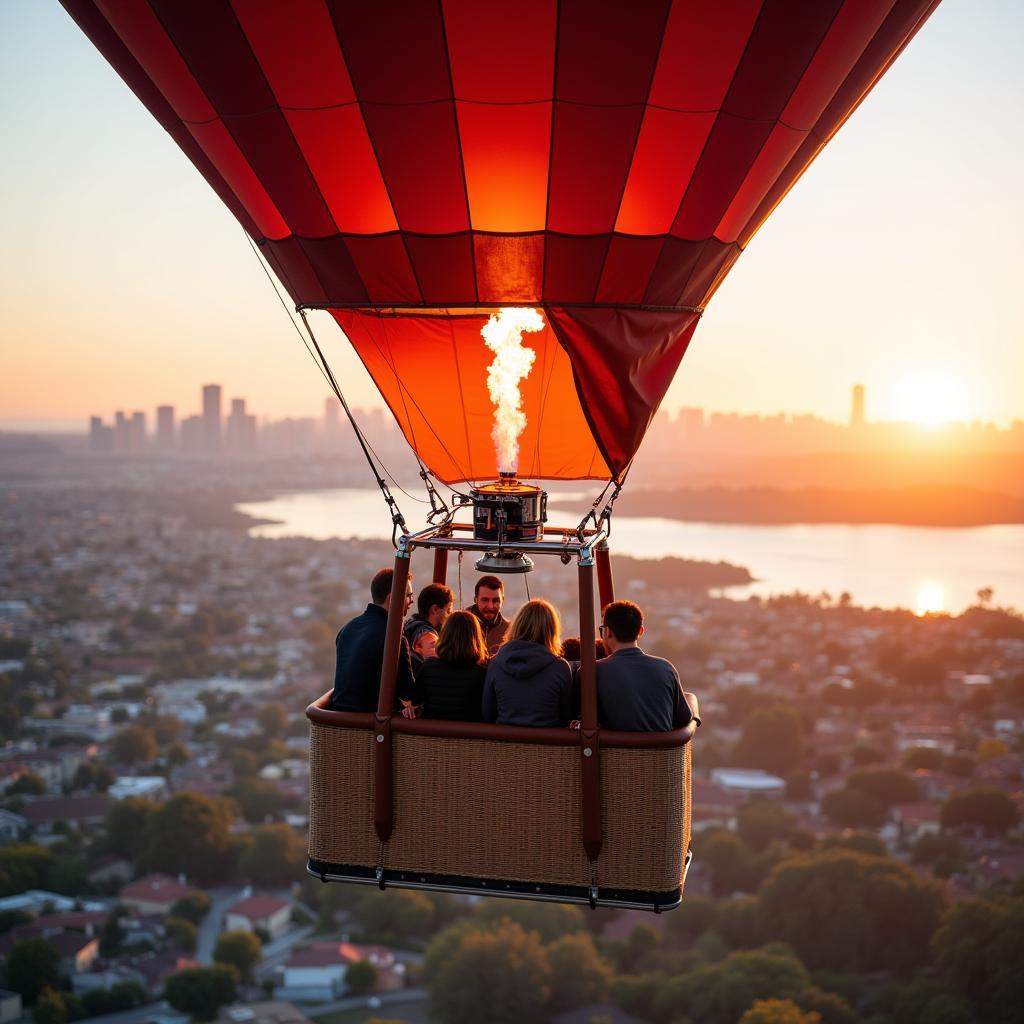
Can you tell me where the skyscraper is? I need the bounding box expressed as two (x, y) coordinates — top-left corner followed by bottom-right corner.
(202, 384), (222, 451)
(156, 405), (176, 449)
(129, 411), (147, 451)
(851, 384), (865, 428)
(114, 411), (130, 451)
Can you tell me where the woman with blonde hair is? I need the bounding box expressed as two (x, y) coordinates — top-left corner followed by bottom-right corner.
(482, 599), (573, 727)
(417, 611), (489, 722)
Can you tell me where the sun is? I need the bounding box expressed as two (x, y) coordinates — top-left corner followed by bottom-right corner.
(895, 372), (965, 427)
(915, 581), (946, 616)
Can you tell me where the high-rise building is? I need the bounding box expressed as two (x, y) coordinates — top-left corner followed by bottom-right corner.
(89, 416), (114, 452)
(202, 384), (222, 450)
(226, 398), (257, 452)
(156, 405), (176, 449)
(180, 415), (204, 452)
(114, 411), (130, 451)
(324, 396), (340, 434)
(129, 412), (146, 451)
(851, 384), (865, 428)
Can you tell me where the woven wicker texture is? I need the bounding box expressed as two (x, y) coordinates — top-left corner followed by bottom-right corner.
(309, 722), (691, 893)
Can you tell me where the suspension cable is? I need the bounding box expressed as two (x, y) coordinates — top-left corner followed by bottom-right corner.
(298, 309), (409, 545)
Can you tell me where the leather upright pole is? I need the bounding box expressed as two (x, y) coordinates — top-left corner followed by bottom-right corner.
(578, 559), (603, 863)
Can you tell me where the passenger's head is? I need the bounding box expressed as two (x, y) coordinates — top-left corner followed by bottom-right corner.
(601, 600), (644, 652)
(436, 610), (488, 667)
(474, 575), (504, 624)
(412, 628), (438, 661)
(508, 599), (561, 657)
(560, 636), (582, 661)
(370, 568), (414, 614)
(417, 583), (455, 628)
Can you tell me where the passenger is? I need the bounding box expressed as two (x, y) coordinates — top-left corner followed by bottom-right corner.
(596, 600), (693, 731)
(483, 599), (573, 727)
(409, 626), (439, 676)
(329, 568), (415, 713)
(417, 611), (489, 722)
(560, 636), (582, 662)
(404, 583), (454, 652)
(468, 575), (510, 654)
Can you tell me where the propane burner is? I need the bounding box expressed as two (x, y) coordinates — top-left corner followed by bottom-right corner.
(471, 475), (547, 544)
(470, 475), (547, 574)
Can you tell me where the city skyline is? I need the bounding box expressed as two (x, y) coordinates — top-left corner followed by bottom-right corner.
(1, 2), (1023, 430)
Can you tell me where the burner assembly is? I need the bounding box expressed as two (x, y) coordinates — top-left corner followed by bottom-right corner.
(470, 473), (548, 574)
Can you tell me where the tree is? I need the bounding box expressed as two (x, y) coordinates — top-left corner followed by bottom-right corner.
(941, 788), (1020, 835)
(239, 824), (307, 886)
(739, 999), (820, 1024)
(32, 988), (68, 1024)
(847, 767), (920, 808)
(99, 909), (126, 956)
(0, 845), (52, 896)
(428, 920), (551, 1024)
(344, 960), (378, 994)
(820, 787), (886, 829)
(165, 966), (238, 1022)
(144, 793), (236, 883)
(170, 890), (211, 924)
(903, 747), (943, 770)
(230, 779), (284, 823)
(105, 798), (157, 860)
(737, 801), (796, 853)
(167, 741), (191, 767)
(757, 850), (947, 973)
(931, 891), (1024, 1023)
(911, 833), (967, 878)
(3, 937), (60, 1001)
(546, 932), (613, 1011)
(213, 930), (262, 983)
(166, 916), (198, 954)
(109, 725), (158, 765)
(355, 889), (436, 941)
(656, 947), (812, 1024)
(474, 899), (586, 942)
(8, 772), (46, 796)
(258, 703), (289, 737)
(733, 706), (804, 776)
(795, 988), (856, 1024)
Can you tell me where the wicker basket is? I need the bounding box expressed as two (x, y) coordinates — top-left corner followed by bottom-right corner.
(308, 709), (692, 908)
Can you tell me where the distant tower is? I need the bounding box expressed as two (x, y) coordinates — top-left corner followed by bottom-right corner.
(324, 396), (340, 434)
(851, 384), (865, 428)
(114, 411), (130, 451)
(129, 411), (147, 451)
(156, 405), (176, 449)
(202, 384), (222, 450)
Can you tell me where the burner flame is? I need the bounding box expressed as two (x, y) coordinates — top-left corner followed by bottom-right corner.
(481, 307), (544, 474)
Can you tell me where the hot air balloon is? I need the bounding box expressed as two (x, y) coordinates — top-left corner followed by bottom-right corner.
(61, 0), (940, 910)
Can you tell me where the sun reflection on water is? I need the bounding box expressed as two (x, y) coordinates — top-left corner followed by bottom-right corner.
(915, 581), (946, 616)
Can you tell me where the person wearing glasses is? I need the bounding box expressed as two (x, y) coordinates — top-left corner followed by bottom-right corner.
(596, 601), (693, 732)
(329, 568), (416, 713)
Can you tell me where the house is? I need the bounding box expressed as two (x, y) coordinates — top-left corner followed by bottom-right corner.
(21, 795), (112, 835)
(709, 768), (786, 797)
(279, 942), (401, 1001)
(889, 802), (942, 843)
(0, 989), (22, 1024)
(0, 809), (27, 843)
(109, 776), (169, 801)
(50, 932), (100, 975)
(225, 895), (292, 940)
(120, 875), (200, 916)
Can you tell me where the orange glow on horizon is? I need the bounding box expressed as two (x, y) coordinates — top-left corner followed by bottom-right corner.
(915, 581), (946, 616)
(894, 372), (966, 428)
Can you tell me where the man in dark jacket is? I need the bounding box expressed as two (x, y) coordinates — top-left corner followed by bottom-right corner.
(330, 568), (415, 712)
(596, 601), (693, 731)
(468, 575), (510, 654)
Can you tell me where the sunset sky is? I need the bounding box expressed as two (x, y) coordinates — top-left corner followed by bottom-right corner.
(1, 1), (1022, 432)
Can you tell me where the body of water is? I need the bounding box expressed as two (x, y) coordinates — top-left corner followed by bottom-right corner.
(236, 489), (1024, 614)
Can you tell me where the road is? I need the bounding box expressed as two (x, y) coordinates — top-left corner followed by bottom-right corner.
(195, 886), (249, 964)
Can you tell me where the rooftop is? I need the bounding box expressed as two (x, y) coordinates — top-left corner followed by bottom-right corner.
(226, 895), (291, 919)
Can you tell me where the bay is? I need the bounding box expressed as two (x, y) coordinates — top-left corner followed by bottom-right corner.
(236, 489), (1024, 615)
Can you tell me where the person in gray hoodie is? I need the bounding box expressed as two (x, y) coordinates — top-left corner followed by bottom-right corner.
(482, 599), (573, 727)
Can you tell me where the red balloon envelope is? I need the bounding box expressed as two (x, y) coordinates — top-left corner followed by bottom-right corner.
(61, 0), (939, 483)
